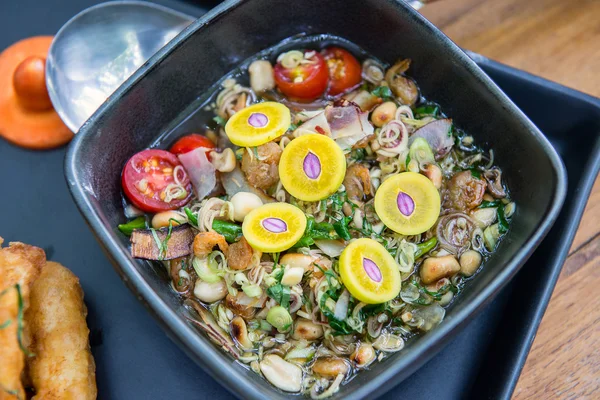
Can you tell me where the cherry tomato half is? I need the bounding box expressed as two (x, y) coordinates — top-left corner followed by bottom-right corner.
(170, 134), (215, 156)
(122, 149), (192, 213)
(274, 51), (329, 101)
(322, 47), (362, 96)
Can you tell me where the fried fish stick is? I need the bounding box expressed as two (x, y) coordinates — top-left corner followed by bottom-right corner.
(0, 238), (45, 400)
(25, 261), (97, 400)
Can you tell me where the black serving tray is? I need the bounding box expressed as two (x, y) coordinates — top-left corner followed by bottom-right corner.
(1, 1), (598, 399)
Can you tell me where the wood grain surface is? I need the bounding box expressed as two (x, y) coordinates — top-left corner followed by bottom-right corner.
(420, 0), (600, 398)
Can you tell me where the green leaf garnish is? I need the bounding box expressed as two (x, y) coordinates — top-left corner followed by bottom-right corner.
(371, 86), (393, 99)
(497, 205), (509, 234)
(479, 200), (501, 208)
(413, 104), (439, 118)
(469, 167), (481, 179)
(184, 207), (198, 227)
(267, 284), (291, 309)
(118, 216), (146, 236)
(213, 116), (226, 126)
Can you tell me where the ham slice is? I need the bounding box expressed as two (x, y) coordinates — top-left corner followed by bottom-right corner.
(178, 147), (216, 201)
(409, 118), (454, 159)
(293, 101), (374, 151)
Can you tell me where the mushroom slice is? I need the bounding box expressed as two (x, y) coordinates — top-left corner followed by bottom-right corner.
(221, 166), (275, 204)
(130, 224), (194, 260)
(230, 316), (253, 351)
(259, 354), (303, 393)
(483, 168), (507, 198)
(373, 332), (405, 352)
(312, 357), (350, 379)
(184, 299), (240, 359)
(384, 59), (419, 106)
(436, 213), (476, 255)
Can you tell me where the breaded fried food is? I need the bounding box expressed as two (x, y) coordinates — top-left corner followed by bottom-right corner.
(0, 238), (45, 400)
(25, 261), (97, 400)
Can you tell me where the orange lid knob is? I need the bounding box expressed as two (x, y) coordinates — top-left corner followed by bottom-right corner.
(13, 56), (53, 111)
(0, 36), (73, 149)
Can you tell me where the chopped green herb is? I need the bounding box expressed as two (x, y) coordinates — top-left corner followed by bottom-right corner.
(0, 383), (20, 399)
(272, 252), (281, 265)
(371, 86), (393, 99)
(479, 200), (501, 208)
(0, 284), (34, 358)
(320, 293), (355, 335)
(213, 116), (226, 126)
(320, 199), (328, 213)
(302, 293), (310, 306)
(297, 216), (339, 243)
(333, 216), (352, 241)
(289, 120), (303, 131)
(414, 237), (438, 259)
(272, 267), (285, 283)
(293, 235), (315, 248)
(212, 220), (243, 243)
(448, 123), (455, 137)
(149, 228), (165, 260)
(118, 216), (146, 236)
(267, 283), (291, 309)
(184, 207), (198, 227)
(469, 167), (482, 179)
(360, 302), (388, 318)
(235, 148), (244, 161)
(414, 104), (439, 118)
(148, 221), (176, 260)
(413, 278), (456, 301)
(350, 148), (366, 161)
(497, 205), (509, 234)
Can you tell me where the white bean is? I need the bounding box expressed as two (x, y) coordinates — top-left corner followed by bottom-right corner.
(459, 250), (483, 276)
(259, 354), (303, 392)
(230, 192), (263, 222)
(420, 255), (461, 284)
(193, 278), (227, 303)
(371, 102), (397, 127)
(249, 60), (275, 93)
(151, 211), (185, 229)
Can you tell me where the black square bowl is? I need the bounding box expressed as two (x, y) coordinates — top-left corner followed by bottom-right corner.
(65, 0), (567, 398)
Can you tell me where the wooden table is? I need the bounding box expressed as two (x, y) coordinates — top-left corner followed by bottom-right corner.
(420, 0), (600, 398)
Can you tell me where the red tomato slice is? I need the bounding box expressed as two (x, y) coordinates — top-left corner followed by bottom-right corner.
(322, 47), (362, 96)
(170, 134), (215, 156)
(274, 51), (329, 101)
(122, 149), (192, 213)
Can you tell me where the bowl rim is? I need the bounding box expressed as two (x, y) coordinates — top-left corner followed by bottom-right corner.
(64, 0), (567, 398)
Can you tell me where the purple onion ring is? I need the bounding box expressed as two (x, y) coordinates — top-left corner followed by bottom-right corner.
(248, 112), (269, 128)
(363, 258), (382, 282)
(397, 191), (415, 216)
(261, 217), (288, 233)
(303, 151), (322, 179)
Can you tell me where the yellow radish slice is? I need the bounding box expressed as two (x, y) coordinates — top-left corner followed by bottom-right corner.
(279, 134), (346, 201)
(224, 102), (291, 147)
(242, 203), (307, 252)
(339, 238), (401, 304)
(374, 172), (441, 235)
